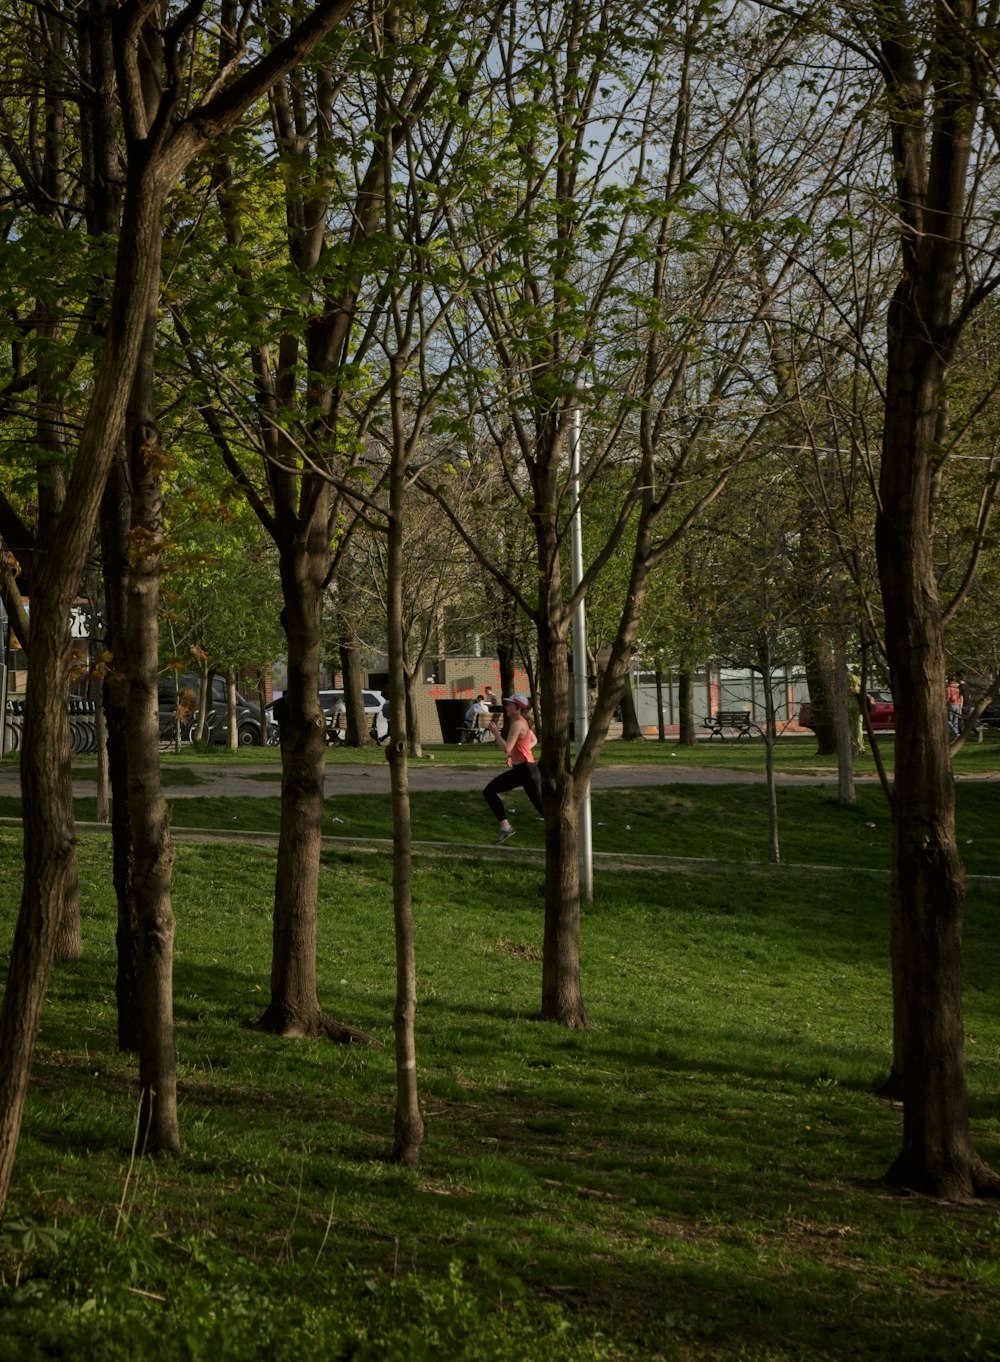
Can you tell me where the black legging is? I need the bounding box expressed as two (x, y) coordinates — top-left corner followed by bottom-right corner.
(484, 762), (543, 822)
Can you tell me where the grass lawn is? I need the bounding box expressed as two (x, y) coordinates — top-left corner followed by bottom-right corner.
(4, 747), (996, 877)
(152, 725), (1000, 772)
(1, 762), (1000, 1360)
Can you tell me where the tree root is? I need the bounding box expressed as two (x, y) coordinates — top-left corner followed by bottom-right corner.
(876, 1068), (903, 1102)
(249, 1005), (379, 1046)
(316, 1013), (379, 1045)
(884, 1151), (1000, 1202)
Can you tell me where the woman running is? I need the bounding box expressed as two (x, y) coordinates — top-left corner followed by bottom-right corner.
(483, 693), (543, 844)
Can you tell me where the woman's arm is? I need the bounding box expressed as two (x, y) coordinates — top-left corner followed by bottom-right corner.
(488, 714), (524, 756)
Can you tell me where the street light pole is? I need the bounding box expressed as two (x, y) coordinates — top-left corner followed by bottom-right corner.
(570, 395), (593, 903)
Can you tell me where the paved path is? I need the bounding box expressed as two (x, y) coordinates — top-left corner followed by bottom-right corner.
(0, 757), (867, 801)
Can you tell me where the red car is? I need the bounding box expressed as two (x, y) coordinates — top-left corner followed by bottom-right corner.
(862, 690), (895, 730)
(798, 690), (895, 731)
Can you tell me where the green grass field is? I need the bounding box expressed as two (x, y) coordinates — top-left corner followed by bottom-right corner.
(5, 736), (998, 876)
(1, 741), (999, 1359)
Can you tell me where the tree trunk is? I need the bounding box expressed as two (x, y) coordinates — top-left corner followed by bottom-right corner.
(225, 669), (239, 751)
(758, 644), (780, 865)
(539, 769), (588, 1028)
(536, 590), (588, 1027)
(55, 857), (84, 961)
(873, 0), (998, 1199)
(259, 535), (372, 1045)
(878, 343), (995, 1196)
(802, 636), (837, 756)
(831, 637), (855, 805)
(496, 641), (516, 704)
(340, 637), (371, 747)
(386, 357), (423, 1165)
(94, 688), (110, 823)
(263, 546), (332, 1036)
(677, 667), (697, 746)
(100, 453), (139, 1053)
(618, 673), (643, 740)
(125, 384), (180, 1154)
(653, 668), (666, 741)
(403, 669), (424, 757)
(34, 9), (83, 965)
(194, 662), (212, 744)
(0, 606), (78, 1215)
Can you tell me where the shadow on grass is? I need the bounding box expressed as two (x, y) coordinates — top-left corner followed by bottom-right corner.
(7, 824), (1000, 1361)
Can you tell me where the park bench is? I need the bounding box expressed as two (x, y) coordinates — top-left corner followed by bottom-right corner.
(703, 709), (754, 740)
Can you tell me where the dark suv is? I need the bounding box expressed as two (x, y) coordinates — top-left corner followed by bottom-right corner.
(158, 673), (274, 746)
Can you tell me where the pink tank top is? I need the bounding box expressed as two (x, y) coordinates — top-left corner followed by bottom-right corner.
(510, 723), (536, 765)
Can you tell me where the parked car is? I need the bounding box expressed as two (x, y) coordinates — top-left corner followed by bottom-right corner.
(265, 688), (389, 742)
(798, 690), (895, 731)
(862, 690), (895, 729)
(158, 673), (274, 746)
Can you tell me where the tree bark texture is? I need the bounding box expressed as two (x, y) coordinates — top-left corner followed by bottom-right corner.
(263, 540), (333, 1038)
(875, 0), (998, 1197)
(878, 342), (993, 1195)
(802, 637), (838, 757)
(758, 641), (780, 865)
(260, 529), (373, 1046)
(618, 674), (643, 740)
(339, 567), (373, 746)
(386, 366), (423, 1163)
(831, 637), (855, 806)
(35, 14), (83, 961)
(677, 667), (697, 745)
(125, 410), (180, 1154)
(533, 538), (588, 1027)
(0, 614), (77, 1214)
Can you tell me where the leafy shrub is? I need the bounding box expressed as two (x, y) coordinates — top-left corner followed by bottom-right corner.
(0, 1219), (608, 1362)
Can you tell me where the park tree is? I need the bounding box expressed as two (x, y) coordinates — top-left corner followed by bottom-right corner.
(0, 3), (123, 962)
(846, 0), (1000, 1196)
(166, 0), (506, 1044)
(0, 0), (359, 1220)
(423, 0), (879, 1024)
(350, 6), (528, 1157)
(168, 7), (396, 1040)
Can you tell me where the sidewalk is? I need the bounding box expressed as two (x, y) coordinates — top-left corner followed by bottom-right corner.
(0, 756), (851, 802)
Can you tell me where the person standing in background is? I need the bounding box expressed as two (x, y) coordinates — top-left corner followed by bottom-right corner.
(946, 676), (962, 738)
(846, 670), (864, 755)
